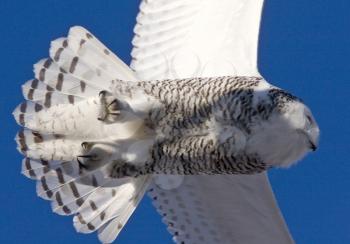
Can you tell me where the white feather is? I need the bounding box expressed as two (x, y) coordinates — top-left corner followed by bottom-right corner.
(14, 26), (151, 243)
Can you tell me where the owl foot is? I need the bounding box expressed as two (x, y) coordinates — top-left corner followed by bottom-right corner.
(98, 90), (121, 123)
(77, 141), (120, 172)
(77, 142), (100, 171)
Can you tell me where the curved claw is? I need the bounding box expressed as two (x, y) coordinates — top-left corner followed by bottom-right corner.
(76, 154), (98, 171)
(98, 91), (121, 123)
(81, 141), (94, 151)
(99, 90), (108, 97)
(77, 157), (88, 170)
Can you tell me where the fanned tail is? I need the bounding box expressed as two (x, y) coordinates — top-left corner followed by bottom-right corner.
(13, 26), (151, 243)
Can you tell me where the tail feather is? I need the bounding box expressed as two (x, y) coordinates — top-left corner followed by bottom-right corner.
(35, 160), (82, 200)
(49, 37), (116, 89)
(51, 172), (109, 216)
(74, 176), (150, 235)
(21, 157), (58, 180)
(22, 79), (83, 106)
(97, 176), (151, 243)
(68, 26), (136, 82)
(74, 181), (124, 233)
(14, 26), (150, 242)
(33, 59), (99, 98)
(13, 101), (44, 127)
(15, 129), (80, 160)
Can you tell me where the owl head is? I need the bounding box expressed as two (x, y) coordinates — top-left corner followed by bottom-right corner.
(248, 89), (320, 168)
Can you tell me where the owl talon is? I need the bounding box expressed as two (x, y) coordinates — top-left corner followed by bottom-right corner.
(81, 141), (94, 151)
(98, 90), (121, 123)
(77, 154), (98, 171)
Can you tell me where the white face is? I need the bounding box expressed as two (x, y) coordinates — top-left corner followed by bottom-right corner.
(247, 101), (320, 168)
(283, 102), (320, 152)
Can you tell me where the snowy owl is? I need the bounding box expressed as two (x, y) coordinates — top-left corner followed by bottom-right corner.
(14, 0), (319, 243)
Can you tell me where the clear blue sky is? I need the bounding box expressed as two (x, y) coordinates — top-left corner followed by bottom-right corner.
(0, 0), (349, 243)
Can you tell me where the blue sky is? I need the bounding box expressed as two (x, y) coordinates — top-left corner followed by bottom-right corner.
(0, 0), (349, 243)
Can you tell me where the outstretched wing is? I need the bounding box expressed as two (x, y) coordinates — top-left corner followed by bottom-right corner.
(131, 0), (294, 243)
(131, 0), (262, 79)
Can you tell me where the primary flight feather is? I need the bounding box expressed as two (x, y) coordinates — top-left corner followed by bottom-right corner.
(14, 1), (319, 243)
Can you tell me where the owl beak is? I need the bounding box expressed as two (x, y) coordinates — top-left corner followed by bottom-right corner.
(308, 140), (317, 151)
(308, 125), (320, 152)
(298, 127), (319, 152)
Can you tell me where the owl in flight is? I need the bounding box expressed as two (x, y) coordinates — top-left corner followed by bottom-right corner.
(14, 0), (319, 243)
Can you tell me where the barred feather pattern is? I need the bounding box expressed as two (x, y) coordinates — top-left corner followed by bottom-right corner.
(14, 26), (152, 243)
(107, 76), (300, 177)
(137, 76), (271, 136)
(14, 25), (307, 243)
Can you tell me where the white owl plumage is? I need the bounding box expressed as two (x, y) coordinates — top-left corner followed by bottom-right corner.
(13, 0), (320, 243)
(14, 27), (154, 242)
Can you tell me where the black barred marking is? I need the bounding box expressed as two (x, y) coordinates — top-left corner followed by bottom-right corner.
(40, 159), (49, 166)
(19, 114), (25, 126)
(100, 211), (106, 221)
(89, 200), (98, 211)
(44, 92), (52, 108)
(87, 223), (95, 231)
(69, 57), (79, 73)
(77, 213), (86, 224)
(25, 158), (36, 177)
(137, 76), (277, 170)
(46, 85), (54, 91)
(117, 223), (123, 230)
(62, 205), (71, 214)
(35, 103), (43, 112)
(104, 49), (110, 55)
(27, 89), (34, 100)
(20, 102), (27, 113)
(32, 131), (43, 143)
(17, 130), (28, 152)
(56, 73), (64, 91)
(59, 67), (67, 73)
(54, 48), (64, 62)
(54, 134), (64, 139)
(268, 88), (300, 112)
(91, 175), (98, 187)
(31, 79), (39, 89)
(68, 95), (74, 104)
(80, 81), (86, 92)
(41, 176), (53, 198)
(62, 39), (68, 48)
(79, 39), (86, 47)
(56, 168), (65, 184)
(55, 192), (64, 206)
(39, 68), (45, 81)
(86, 33), (93, 39)
(76, 198), (84, 207)
(146, 133), (266, 175)
(69, 182), (80, 198)
(43, 166), (50, 174)
(43, 59), (53, 68)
